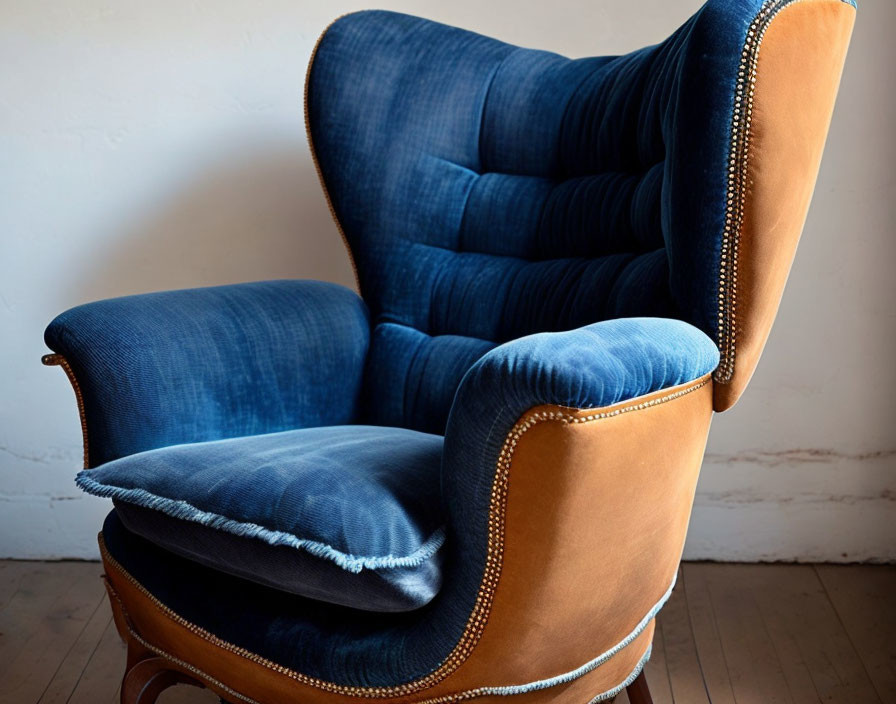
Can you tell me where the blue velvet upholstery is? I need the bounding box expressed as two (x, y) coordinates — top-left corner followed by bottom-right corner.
(45, 0), (805, 689)
(100, 318), (718, 686)
(79, 425), (445, 612)
(45, 280), (369, 466)
(307, 2), (777, 435)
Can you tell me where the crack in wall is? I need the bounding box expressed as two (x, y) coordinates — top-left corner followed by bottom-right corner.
(0, 444), (82, 465)
(696, 488), (896, 507)
(0, 494), (86, 502)
(704, 447), (896, 468)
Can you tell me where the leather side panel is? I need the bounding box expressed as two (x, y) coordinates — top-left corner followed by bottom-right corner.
(441, 379), (712, 689)
(714, 0), (855, 410)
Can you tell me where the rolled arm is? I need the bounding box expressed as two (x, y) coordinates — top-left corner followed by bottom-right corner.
(443, 317), (720, 516)
(44, 280), (369, 467)
(435, 318), (719, 685)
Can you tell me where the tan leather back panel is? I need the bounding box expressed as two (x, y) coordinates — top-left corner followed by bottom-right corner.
(714, 0), (855, 410)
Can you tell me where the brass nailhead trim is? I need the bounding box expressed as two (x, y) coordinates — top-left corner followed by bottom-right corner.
(42, 353), (90, 469)
(716, 0), (801, 384)
(128, 630), (259, 704)
(104, 572), (259, 703)
(98, 374), (710, 700)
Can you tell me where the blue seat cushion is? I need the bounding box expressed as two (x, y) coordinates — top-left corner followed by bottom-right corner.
(77, 425), (445, 612)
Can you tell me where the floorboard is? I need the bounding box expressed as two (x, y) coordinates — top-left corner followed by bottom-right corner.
(66, 617), (128, 704)
(657, 571), (711, 704)
(0, 562), (105, 704)
(680, 564), (736, 704)
(746, 563), (880, 704)
(643, 617), (674, 704)
(815, 564), (896, 703)
(37, 602), (111, 704)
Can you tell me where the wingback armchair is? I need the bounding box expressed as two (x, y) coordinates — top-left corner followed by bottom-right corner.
(43, 1), (854, 702)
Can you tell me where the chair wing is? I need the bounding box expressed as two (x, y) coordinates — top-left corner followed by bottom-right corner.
(306, 0), (855, 416)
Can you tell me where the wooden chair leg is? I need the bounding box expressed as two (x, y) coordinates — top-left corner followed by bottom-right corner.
(120, 644), (204, 704)
(125, 638), (154, 671)
(626, 671), (654, 704)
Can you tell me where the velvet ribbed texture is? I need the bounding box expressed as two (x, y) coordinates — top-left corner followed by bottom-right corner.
(82, 425), (445, 611)
(100, 317), (718, 684)
(50, 0), (800, 687)
(307, 1), (785, 434)
(45, 280), (370, 466)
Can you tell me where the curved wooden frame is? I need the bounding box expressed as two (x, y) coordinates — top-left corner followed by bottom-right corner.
(121, 648), (203, 704)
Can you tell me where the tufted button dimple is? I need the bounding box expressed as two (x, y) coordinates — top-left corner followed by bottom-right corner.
(629, 162), (666, 252)
(309, 7), (715, 435)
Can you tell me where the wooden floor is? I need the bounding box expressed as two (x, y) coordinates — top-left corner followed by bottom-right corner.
(0, 561), (892, 704)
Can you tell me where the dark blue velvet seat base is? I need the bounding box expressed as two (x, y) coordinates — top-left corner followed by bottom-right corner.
(101, 509), (453, 686)
(81, 425), (445, 612)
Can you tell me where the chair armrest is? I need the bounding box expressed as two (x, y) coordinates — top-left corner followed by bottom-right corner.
(443, 317), (720, 518)
(44, 280), (369, 467)
(436, 318), (718, 682)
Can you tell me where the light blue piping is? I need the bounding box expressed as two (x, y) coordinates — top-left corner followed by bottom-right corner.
(459, 575), (675, 698)
(587, 644), (653, 704)
(76, 472), (445, 574)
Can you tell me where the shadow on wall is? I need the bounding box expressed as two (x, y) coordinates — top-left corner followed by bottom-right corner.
(60, 141), (356, 308)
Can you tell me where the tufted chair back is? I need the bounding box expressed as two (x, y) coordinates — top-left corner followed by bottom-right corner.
(306, 0), (855, 431)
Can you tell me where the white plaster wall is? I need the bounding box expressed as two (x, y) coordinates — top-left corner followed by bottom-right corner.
(1, 0), (893, 560)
